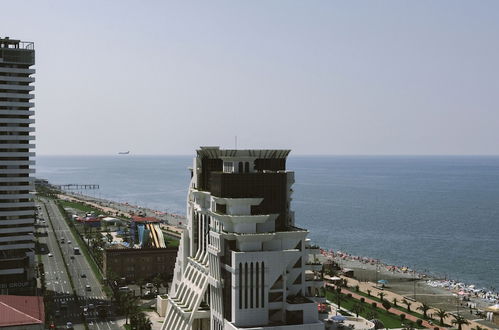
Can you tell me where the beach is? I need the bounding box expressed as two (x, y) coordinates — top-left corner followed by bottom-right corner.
(52, 189), (499, 329)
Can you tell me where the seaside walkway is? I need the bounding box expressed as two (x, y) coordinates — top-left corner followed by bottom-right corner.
(342, 277), (491, 330)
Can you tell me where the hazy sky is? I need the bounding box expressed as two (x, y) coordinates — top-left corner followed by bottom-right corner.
(3, 1), (499, 155)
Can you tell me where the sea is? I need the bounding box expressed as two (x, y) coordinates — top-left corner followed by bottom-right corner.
(36, 155), (499, 291)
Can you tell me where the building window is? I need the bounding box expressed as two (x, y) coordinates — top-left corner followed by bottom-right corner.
(245, 162), (250, 173)
(239, 263), (242, 309)
(244, 262), (248, 309)
(255, 262), (259, 308)
(238, 162), (243, 173)
(223, 162), (234, 173)
(250, 262), (254, 308)
(261, 262), (265, 307)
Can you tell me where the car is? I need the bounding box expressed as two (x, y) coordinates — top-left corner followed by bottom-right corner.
(70, 255), (75, 260)
(146, 282), (154, 289)
(55, 310), (60, 317)
(82, 307), (88, 317)
(48, 253), (53, 257)
(67, 240), (71, 244)
(85, 284), (91, 291)
(66, 321), (73, 329)
(81, 273), (86, 278)
(118, 286), (130, 292)
(88, 303), (95, 310)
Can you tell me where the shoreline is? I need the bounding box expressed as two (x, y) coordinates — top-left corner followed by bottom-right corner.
(62, 190), (498, 303)
(319, 249), (499, 311)
(50, 189), (498, 326)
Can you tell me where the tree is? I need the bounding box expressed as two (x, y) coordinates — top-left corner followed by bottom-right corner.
(131, 311), (152, 330)
(402, 298), (412, 311)
(334, 287), (343, 310)
(121, 293), (140, 325)
(366, 309), (378, 320)
(378, 292), (385, 301)
(152, 274), (162, 294)
(137, 278), (146, 297)
(402, 321), (415, 330)
(417, 302), (431, 318)
(451, 314), (470, 330)
(106, 232), (113, 243)
(382, 300), (392, 312)
(434, 308), (449, 326)
(392, 297), (398, 307)
(351, 303), (364, 318)
(367, 289), (372, 296)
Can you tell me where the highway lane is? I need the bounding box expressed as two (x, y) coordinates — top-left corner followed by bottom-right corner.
(37, 199), (83, 329)
(42, 198), (121, 330)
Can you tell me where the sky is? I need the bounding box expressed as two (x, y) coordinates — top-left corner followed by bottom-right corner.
(2, 1), (499, 155)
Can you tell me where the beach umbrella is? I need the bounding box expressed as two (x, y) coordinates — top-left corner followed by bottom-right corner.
(331, 315), (346, 322)
(377, 279), (389, 285)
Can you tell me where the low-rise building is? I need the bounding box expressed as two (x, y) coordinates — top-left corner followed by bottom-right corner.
(0, 295), (44, 329)
(103, 245), (177, 282)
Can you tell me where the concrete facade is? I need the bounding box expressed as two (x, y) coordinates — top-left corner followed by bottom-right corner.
(162, 147), (325, 330)
(103, 246), (177, 282)
(0, 37), (36, 293)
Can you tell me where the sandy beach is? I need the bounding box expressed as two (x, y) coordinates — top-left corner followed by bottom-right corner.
(319, 252), (499, 329)
(57, 191), (499, 329)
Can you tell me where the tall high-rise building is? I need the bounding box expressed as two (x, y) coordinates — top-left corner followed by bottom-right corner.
(0, 37), (36, 293)
(163, 147), (325, 330)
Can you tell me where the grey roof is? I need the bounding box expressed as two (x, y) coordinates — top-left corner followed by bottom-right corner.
(197, 146), (290, 159)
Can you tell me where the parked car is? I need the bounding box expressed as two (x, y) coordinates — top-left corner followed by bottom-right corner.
(85, 285), (91, 291)
(66, 321), (73, 329)
(48, 253), (53, 257)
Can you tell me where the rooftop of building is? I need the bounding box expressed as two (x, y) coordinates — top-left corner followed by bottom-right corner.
(131, 216), (160, 223)
(0, 37), (34, 50)
(0, 295), (44, 327)
(197, 146), (290, 159)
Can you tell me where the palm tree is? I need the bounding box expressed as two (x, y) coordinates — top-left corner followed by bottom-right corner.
(434, 308), (449, 326)
(402, 298), (412, 311)
(417, 302), (431, 318)
(378, 292), (386, 301)
(122, 293), (139, 325)
(351, 303), (364, 318)
(335, 287), (343, 310)
(392, 297), (398, 307)
(451, 314), (470, 330)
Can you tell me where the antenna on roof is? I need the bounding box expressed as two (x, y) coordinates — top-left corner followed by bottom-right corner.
(235, 136), (237, 149)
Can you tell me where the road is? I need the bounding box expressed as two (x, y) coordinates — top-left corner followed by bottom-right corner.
(37, 197), (121, 330)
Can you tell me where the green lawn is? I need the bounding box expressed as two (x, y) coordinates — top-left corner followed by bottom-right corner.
(164, 235), (180, 247)
(326, 289), (416, 329)
(59, 199), (106, 215)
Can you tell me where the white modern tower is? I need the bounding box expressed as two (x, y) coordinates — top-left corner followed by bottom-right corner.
(0, 37), (36, 293)
(162, 147), (325, 330)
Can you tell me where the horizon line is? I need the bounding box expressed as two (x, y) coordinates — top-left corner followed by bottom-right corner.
(35, 153), (499, 157)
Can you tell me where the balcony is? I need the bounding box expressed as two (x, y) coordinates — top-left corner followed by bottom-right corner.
(305, 262), (323, 272)
(305, 244), (320, 255)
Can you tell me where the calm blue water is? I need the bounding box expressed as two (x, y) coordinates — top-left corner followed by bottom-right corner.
(36, 155), (499, 290)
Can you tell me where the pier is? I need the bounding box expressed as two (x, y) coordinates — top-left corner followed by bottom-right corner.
(54, 184), (100, 190)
